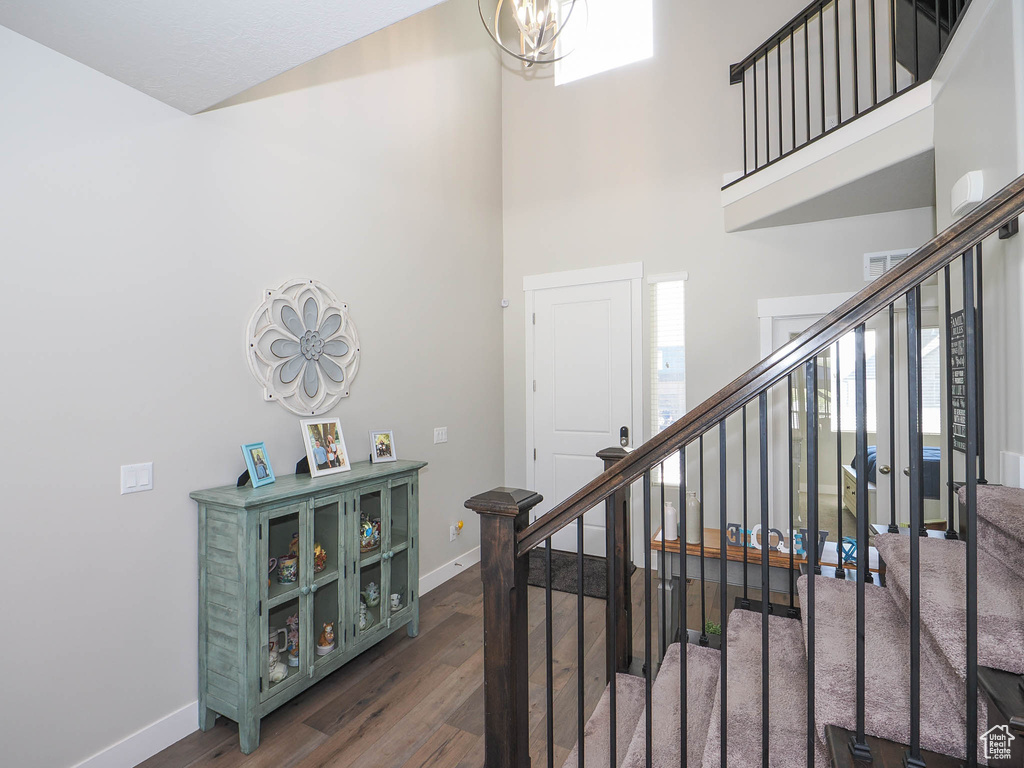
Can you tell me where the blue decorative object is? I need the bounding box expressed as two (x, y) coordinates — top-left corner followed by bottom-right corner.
(841, 536), (858, 565)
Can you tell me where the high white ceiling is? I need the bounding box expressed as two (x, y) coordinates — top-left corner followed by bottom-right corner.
(0, 0), (449, 114)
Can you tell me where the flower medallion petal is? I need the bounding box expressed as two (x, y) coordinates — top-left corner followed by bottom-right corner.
(246, 279), (360, 415)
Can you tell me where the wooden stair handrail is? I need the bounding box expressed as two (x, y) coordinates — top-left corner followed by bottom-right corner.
(518, 172), (1024, 556)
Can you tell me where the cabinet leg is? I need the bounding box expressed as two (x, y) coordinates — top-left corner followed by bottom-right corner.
(198, 703), (217, 732)
(407, 608), (419, 638)
(239, 716), (261, 755)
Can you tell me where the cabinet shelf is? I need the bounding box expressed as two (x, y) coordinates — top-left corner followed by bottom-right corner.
(267, 582), (299, 608)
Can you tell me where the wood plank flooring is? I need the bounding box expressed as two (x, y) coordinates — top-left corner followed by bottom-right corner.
(144, 563), (797, 768)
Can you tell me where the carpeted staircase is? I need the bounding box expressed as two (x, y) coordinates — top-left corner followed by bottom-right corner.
(563, 485), (1024, 766)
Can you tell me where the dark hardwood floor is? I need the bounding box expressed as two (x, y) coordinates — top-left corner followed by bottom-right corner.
(144, 563), (794, 768)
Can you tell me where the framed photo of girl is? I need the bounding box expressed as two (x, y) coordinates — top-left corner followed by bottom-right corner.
(241, 441), (275, 488)
(369, 430), (397, 463)
(300, 418), (351, 478)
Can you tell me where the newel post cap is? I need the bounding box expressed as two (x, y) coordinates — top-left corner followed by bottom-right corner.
(465, 487), (543, 518)
(596, 446), (629, 464)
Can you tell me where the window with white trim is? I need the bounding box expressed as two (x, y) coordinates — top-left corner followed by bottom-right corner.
(650, 277), (685, 484)
(555, 0), (654, 86)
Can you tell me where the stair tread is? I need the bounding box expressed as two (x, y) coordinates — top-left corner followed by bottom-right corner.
(875, 533), (1024, 677)
(969, 486), (1024, 577)
(961, 485), (1024, 543)
(701, 610), (825, 767)
(561, 673), (647, 768)
(619, 642), (719, 768)
(797, 574), (968, 760)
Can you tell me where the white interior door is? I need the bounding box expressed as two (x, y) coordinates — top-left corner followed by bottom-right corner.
(532, 280), (636, 556)
(891, 299), (945, 525)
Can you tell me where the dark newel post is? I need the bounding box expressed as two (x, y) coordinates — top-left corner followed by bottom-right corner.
(598, 447), (633, 675)
(465, 487), (543, 768)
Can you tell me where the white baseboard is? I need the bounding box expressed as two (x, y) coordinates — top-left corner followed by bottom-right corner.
(419, 545), (481, 596)
(73, 701), (197, 768)
(74, 552), (479, 768)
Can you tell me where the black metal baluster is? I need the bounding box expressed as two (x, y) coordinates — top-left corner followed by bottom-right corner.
(644, 470), (653, 768)
(913, 0), (920, 81)
(805, 358), (820, 768)
(791, 29), (797, 152)
(753, 57), (759, 169)
(699, 436), (708, 645)
(777, 42), (784, 158)
(759, 393), (770, 768)
(719, 420), (728, 768)
(545, 538), (554, 768)
(976, 244), (987, 483)
(742, 404), (750, 607)
(577, 518), (585, 768)
(742, 74), (749, 176)
(606, 495), (617, 768)
(870, 0), (878, 104)
(834, 0), (842, 126)
(820, 8), (826, 135)
(765, 53), (771, 163)
(660, 464), (667, 658)
(889, 303), (899, 533)
(679, 446), (687, 768)
(788, 373), (797, 614)
(890, 0), (897, 97)
(944, 266), (958, 539)
(934, 0), (941, 55)
(906, 286), (925, 768)
(964, 247), (980, 768)
(851, 324), (873, 761)
(835, 339), (846, 578)
(805, 16), (811, 142)
(852, 0), (861, 115)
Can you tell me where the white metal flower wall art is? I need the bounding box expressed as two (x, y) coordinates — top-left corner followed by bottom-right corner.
(246, 279), (360, 416)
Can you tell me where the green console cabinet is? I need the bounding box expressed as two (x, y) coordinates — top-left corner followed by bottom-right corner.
(190, 459), (425, 753)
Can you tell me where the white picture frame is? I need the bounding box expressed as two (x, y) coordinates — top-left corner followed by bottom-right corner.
(369, 430), (397, 463)
(300, 418), (351, 477)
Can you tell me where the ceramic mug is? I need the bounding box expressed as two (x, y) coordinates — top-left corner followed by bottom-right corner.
(277, 555), (298, 584)
(390, 593), (401, 610)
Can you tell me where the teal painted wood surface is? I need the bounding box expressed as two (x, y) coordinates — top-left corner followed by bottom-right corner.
(194, 460), (425, 754)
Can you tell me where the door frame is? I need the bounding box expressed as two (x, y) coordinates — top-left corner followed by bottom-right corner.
(758, 292), (854, 528)
(523, 263), (645, 547)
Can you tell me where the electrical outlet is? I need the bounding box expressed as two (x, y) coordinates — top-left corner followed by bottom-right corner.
(433, 427), (448, 444)
(121, 462), (154, 494)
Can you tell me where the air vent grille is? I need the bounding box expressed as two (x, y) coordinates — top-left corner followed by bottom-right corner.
(864, 249), (914, 281)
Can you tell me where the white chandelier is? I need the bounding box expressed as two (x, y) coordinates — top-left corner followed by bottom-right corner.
(478, 0), (587, 67)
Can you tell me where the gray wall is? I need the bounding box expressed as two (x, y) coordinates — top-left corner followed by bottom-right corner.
(0, 1), (503, 764)
(932, 0), (1024, 486)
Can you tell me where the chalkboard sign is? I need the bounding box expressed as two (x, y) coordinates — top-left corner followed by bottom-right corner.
(950, 309), (966, 453)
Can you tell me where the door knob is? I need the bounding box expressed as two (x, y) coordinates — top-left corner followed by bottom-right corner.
(879, 465), (891, 475)
(310, 583), (318, 593)
(903, 467), (911, 477)
(300, 586), (311, 595)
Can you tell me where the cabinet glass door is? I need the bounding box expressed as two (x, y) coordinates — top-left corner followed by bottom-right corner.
(310, 495), (343, 668)
(262, 504), (306, 699)
(383, 477), (413, 625)
(356, 484), (386, 640)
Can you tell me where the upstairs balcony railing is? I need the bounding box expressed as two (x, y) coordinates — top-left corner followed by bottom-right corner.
(726, 0), (971, 185)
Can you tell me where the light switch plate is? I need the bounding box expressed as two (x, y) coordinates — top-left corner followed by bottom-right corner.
(121, 462), (154, 494)
(433, 427), (448, 444)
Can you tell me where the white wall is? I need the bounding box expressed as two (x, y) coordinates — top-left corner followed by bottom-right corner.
(500, 0), (937, 519)
(0, 1), (503, 765)
(932, 0), (1024, 485)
